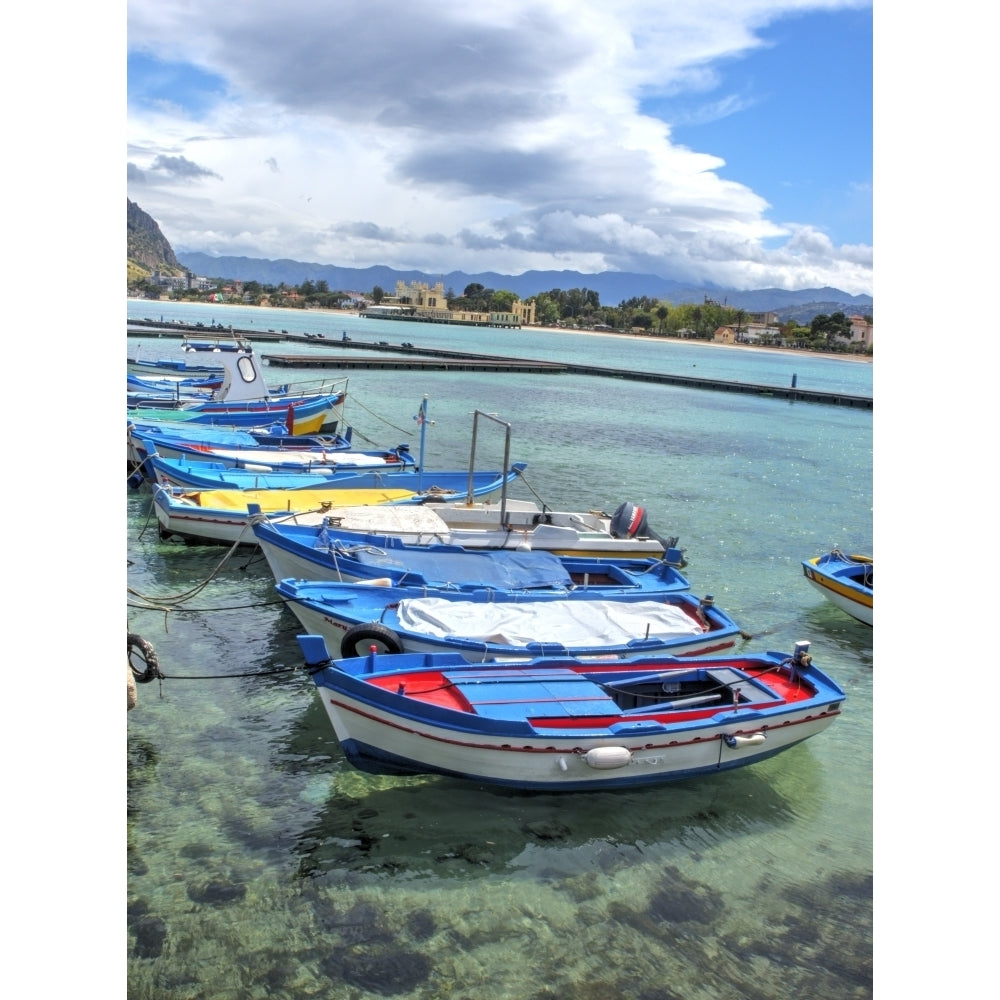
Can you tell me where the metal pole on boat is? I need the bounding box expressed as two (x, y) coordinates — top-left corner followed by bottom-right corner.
(416, 395), (428, 494)
(471, 410), (512, 516)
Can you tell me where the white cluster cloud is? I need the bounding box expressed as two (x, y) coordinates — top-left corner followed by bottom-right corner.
(127, 0), (872, 295)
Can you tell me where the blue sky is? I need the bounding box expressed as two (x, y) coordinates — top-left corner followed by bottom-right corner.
(658, 7), (872, 249)
(126, 0), (873, 295)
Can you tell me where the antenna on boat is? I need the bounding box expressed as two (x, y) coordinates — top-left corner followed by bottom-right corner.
(414, 395), (429, 493)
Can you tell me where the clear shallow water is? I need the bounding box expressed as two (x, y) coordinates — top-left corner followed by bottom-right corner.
(127, 307), (872, 998)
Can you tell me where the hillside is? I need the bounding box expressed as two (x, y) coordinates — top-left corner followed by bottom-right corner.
(127, 199), (872, 320)
(127, 199), (184, 284)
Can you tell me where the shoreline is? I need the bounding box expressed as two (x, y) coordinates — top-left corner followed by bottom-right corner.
(127, 297), (872, 364)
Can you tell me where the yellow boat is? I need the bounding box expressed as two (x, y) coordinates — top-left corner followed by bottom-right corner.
(152, 485), (419, 545)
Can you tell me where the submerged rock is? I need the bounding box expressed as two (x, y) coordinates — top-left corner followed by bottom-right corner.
(334, 948), (432, 996)
(186, 878), (247, 905)
(131, 915), (167, 959)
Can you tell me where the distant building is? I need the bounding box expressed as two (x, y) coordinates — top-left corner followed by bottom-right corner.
(848, 315), (874, 350)
(742, 321), (782, 344)
(152, 268), (212, 291)
(377, 278), (535, 327)
(365, 304), (412, 318)
(715, 322), (783, 345)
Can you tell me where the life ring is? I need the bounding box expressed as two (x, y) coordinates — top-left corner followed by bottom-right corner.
(128, 633), (162, 683)
(340, 623), (404, 658)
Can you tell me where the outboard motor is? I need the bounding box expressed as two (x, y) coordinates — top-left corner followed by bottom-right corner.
(609, 502), (684, 566)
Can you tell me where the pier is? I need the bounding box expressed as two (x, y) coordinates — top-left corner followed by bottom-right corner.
(128, 321), (872, 410)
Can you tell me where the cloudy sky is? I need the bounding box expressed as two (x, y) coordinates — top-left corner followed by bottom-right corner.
(127, 0), (872, 295)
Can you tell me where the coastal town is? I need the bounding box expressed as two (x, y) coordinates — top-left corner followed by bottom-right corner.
(139, 272), (874, 354)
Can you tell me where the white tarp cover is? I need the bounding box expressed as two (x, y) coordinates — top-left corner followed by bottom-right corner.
(209, 448), (392, 468)
(396, 598), (704, 645)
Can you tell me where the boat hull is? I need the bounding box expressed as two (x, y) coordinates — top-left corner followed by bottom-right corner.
(326, 704), (839, 790)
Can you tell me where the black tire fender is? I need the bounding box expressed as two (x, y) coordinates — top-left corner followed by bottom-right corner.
(340, 623), (404, 657)
(128, 633), (162, 683)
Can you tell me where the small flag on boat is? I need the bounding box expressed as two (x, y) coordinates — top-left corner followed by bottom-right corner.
(414, 397), (428, 426)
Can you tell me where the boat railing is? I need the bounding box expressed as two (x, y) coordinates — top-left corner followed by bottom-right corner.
(469, 410), (513, 513)
(273, 374), (349, 397)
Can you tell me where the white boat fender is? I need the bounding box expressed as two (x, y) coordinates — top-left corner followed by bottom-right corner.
(584, 746), (633, 769)
(723, 733), (766, 748)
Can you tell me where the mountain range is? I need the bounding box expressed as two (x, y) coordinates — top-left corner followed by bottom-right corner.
(178, 252), (871, 322)
(128, 199), (872, 321)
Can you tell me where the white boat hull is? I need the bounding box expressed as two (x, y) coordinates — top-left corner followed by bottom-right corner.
(155, 493), (677, 558)
(804, 577), (873, 625)
(314, 687), (839, 790)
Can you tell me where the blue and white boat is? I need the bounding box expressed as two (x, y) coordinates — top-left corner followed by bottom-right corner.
(276, 575), (740, 660)
(127, 417), (353, 461)
(127, 372), (223, 395)
(126, 337), (346, 435)
(147, 451), (529, 497)
(129, 432), (413, 482)
(802, 550), (873, 626)
(249, 513), (689, 591)
(297, 635), (845, 791)
(128, 353), (225, 375)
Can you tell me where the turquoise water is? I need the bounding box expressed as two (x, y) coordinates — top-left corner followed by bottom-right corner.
(127, 298), (873, 398)
(127, 303), (872, 998)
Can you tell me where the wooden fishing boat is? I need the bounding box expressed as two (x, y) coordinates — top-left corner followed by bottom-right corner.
(296, 635), (845, 790)
(153, 485), (681, 556)
(128, 354), (225, 375)
(125, 337), (346, 434)
(250, 513), (690, 592)
(802, 550), (872, 626)
(145, 452), (528, 497)
(275, 576), (740, 660)
(130, 432), (413, 481)
(127, 372), (224, 394)
(128, 393), (342, 435)
(127, 418), (353, 467)
(153, 485), (451, 544)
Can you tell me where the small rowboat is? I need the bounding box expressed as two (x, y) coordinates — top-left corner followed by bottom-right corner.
(297, 635), (845, 791)
(802, 550), (873, 626)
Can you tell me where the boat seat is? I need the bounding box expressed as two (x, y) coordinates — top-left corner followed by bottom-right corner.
(449, 674), (618, 721)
